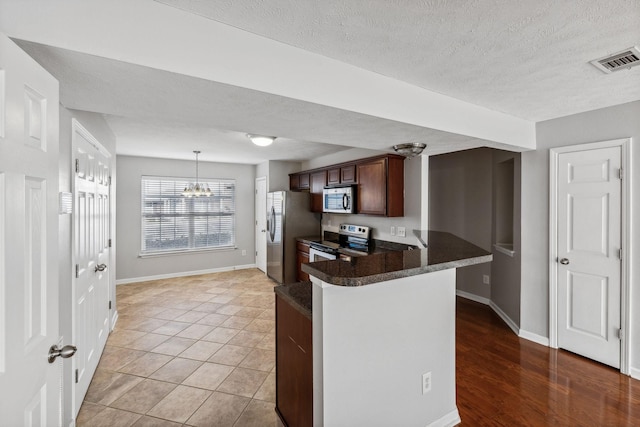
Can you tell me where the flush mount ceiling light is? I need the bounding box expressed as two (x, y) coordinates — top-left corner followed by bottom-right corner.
(393, 142), (427, 158)
(182, 150), (211, 197)
(247, 134), (276, 147)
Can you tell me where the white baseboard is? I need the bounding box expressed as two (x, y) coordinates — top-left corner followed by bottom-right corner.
(456, 290), (551, 348)
(456, 289), (490, 305)
(116, 264), (258, 285)
(489, 301), (519, 336)
(427, 409), (461, 427)
(518, 329), (550, 347)
(630, 367), (640, 381)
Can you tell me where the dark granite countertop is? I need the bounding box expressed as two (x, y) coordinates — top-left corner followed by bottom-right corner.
(297, 234), (416, 255)
(274, 281), (312, 319)
(302, 231), (492, 287)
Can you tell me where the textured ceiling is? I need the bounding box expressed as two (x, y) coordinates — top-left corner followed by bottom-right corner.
(16, 40), (508, 163)
(6, 0), (640, 164)
(156, 0), (640, 122)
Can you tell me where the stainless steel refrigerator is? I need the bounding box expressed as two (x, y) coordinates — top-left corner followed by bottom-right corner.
(267, 191), (319, 284)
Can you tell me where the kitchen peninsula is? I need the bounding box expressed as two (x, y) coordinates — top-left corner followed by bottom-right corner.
(275, 231), (492, 427)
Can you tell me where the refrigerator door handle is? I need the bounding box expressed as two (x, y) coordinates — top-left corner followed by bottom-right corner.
(269, 206), (276, 242)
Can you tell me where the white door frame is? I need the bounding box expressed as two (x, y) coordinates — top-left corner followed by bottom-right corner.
(549, 138), (632, 374)
(255, 176), (267, 273)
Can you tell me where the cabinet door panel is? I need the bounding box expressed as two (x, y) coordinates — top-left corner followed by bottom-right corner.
(327, 168), (340, 185)
(341, 165), (356, 184)
(290, 174), (300, 191)
(357, 158), (387, 215)
(299, 173), (310, 189)
(310, 171), (327, 212)
(297, 250), (310, 282)
(276, 296), (313, 427)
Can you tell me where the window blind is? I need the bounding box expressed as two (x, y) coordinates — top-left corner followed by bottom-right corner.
(141, 176), (236, 253)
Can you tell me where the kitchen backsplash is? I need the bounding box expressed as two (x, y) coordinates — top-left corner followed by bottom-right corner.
(321, 212), (421, 246)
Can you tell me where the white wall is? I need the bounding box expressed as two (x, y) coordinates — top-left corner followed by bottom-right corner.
(268, 160), (300, 192)
(58, 108), (116, 427)
(312, 269), (459, 426)
(522, 101), (639, 375)
(116, 156), (255, 282)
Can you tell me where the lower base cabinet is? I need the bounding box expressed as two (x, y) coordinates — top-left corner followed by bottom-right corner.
(275, 295), (312, 427)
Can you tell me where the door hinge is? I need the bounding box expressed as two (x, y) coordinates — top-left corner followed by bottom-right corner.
(75, 369), (79, 384)
(108, 176), (112, 185)
(617, 329), (624, 340)
(619, 168), (623, 180)
(108, 238), (112, 248)
(255, 251), (258, 256)
(75, 159), (79, 173)
(109, 300), (112, 310)
(75, 264), (79, 278)
(619, 248), (622, 260)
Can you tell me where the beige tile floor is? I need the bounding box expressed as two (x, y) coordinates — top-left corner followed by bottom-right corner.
(77, 268), (285, 427)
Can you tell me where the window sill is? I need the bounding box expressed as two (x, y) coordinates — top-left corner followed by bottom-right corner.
(493, 243), (515, 257)
(139, 246), (237, 258)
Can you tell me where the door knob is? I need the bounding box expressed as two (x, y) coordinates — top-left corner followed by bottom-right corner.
(94, 263), (107, 272)
(48, 344), (77, 363)
(559, 258), (570, 265)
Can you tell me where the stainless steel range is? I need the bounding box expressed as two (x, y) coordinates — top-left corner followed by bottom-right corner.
(309, 224), (371, 262)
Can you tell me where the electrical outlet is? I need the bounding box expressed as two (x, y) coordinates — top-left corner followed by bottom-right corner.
(390, 226), (396, 236)
(397, 227), (406, 237)
(422, 372), (432, 394)
(242, 250), (247, 256)
(483, 275), (490, 285)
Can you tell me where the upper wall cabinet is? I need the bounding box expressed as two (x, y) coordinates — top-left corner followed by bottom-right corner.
(310, 170), (327, 213)
(290, 172), (310, 191)
(357, 156), (404, 217)
(289, 154), (404, 217)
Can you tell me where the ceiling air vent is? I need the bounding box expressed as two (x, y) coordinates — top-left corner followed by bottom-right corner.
(590, 47), (640, 74)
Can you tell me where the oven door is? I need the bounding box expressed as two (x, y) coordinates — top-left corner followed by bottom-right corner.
(309, 246), (338, 262)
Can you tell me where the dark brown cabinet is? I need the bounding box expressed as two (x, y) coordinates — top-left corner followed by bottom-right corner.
(340, 165), (356, 184)
(296, 241), (310, 282)
(289, 154), (404, 217)
(310, 171), (326, 213)
(327, 168), (341, 185)
(357, 158), (387, 216)
(276, 295), (313, 427)
(357, 156), (404, 217)
(289, 174), (300, 191)
(327, 165), (356, 185)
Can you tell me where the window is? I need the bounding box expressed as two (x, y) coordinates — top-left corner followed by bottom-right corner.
(141, 176), (236, 254)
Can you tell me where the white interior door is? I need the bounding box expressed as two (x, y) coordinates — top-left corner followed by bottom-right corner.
(0, 35), (63, 425)
(72, 121), (111, 416)
(256, 177), (267, 272)
(557, 146), (621, 368)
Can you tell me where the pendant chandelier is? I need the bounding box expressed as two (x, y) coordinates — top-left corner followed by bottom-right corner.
(182, 150), (212, 197)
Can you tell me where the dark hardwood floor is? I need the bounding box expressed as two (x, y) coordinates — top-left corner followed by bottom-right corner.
(456, 297), (640, 426)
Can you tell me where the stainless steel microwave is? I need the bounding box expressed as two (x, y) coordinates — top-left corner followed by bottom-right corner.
(323, 186), (356, 214)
